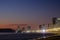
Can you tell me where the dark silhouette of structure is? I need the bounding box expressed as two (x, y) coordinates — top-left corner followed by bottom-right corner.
(22, 27), (25, 31)
(27, 26), (31, 30)
(0, 28), (15, 33)
(16, 25), (22, 33)
(39, 25), (42, 29)
(52, 17), (57, 25)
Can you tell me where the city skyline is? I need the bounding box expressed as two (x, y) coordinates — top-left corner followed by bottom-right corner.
(0, 0), (60, 25)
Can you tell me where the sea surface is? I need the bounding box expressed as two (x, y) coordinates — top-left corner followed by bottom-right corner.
(0, 33), (57, 40)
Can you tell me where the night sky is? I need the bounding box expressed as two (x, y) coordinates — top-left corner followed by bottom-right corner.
(0, 0), (60, 25)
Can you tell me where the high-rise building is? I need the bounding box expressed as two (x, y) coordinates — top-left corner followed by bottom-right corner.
(22, 27), (25, 31)
(16, 25), (21, 33)
(52, 17), (60, 27)
(17, 25), (20, 31)
(27, 26), (31, 30)
(52, 17), (57, 25)
(56, 18), (60, 26)
(39, 25), (42, 29)
(39, 24), (46, 30)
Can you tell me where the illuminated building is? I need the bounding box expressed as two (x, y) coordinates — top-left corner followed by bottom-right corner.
(52, 17), (60, 28)
(56, 18), (60, 25)
(26, 26), (31, 33)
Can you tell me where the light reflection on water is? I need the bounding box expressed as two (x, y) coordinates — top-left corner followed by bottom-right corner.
(29, 34), (49, 40)
(43, 36), (46, 38)
(0, 33), (57, 40)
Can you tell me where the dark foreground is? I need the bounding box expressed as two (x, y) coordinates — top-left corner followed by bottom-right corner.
(0, 33), (59, 40)
(39, 35), (60, 40)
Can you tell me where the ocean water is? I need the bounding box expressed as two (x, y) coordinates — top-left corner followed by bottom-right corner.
(0, 33), (56, 40)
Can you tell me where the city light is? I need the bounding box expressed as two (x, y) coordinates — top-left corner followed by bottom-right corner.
(41, 29), (46, 33)
(26, 30), (31, 33)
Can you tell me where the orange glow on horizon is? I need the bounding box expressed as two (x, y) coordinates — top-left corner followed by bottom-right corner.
(0, 24), (39, 30)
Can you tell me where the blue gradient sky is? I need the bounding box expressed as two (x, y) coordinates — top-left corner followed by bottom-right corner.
(0, 0), (60, 25)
